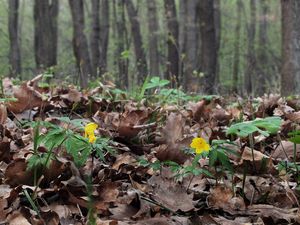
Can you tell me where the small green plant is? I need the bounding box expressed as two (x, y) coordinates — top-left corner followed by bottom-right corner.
(136, 76), (170, 101)
(27, 118), (115, 171)
(287, 130), (300, 184)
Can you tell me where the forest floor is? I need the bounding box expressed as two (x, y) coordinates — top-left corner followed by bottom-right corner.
(1, 75), (300, 225)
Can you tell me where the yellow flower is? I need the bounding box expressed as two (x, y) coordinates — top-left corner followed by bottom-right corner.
(190, 137), (210, 154)
(84, 122), (98, 143)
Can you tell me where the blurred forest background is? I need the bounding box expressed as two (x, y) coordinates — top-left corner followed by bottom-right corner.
(0, 0), (298, 96)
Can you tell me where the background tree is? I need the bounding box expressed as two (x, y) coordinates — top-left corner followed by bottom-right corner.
(245, 0), (256, 95)
(164, 0), (179, 87)
(181, 0), (198, 91)
(113, 0), (129, 88)
(125, 0), (147, 84)
(232, 0), (242, 94)
(34, 0), (58, 70)
(256, 0), (269, 96)
(90, 0), (100, 77)
(147, 0), (160, 77)
(199, 0), (217, 94)
(99, 0), (110, 75)
(281, 0), (300, 95)
(8, 0), (21, 77)
(69, 0), (92, 88)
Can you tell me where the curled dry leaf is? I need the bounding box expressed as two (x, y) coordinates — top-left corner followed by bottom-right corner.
(7, 80), (46, 113)
(155, 113), (189, 164)
(4, 158), (33, 187)
(207, 186), (246, 213)
(148, 175), (194, 212)
(273, 141), (300, 161)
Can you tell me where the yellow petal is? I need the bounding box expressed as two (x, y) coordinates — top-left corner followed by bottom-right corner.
(88, 134), (96, 143)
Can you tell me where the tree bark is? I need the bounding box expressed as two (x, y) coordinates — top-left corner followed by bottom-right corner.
(147, 0), (160, 77)
(8, 0), (21, 77)
(199, 0), (217, 94)
(114, 0), (129, 88)
(99, 0), (110, 75)
(90, 0), (100, 77)
(245, 0), (256, 95)
(281, 0), (300, 96)
(256, 0), (268, 96)
(124, 0), (147, 84)
(34, 0), (58, 69)
(164, 0), (179, 87)
(214, 0), (221, 92)
(69, 0), (92, 88)
(232, 0), (242, 94)
(182, 0), (198, 91)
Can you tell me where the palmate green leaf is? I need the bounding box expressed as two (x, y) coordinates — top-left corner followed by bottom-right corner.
(209, 149), (218, 168)
(226, 117), (282, 137)
(251, 117), (282, 134)
(40, 128), (66, 150)
(288, 130), (300, 144)
(217, 150), (233, 173)
(144, 76), (170, 90)
(64, 134), (92, 166)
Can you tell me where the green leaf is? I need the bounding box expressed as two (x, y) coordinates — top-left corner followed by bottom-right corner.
(288, 130), (300, 144)
(226, 117), (282, 137)
(218, 150), (233, 173)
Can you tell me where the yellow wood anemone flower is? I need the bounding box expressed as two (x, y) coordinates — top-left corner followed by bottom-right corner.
(190, 137), (210, 154)
(84, 122), (98, 143)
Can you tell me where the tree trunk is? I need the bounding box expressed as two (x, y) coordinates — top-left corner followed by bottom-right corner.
(245, 0), (256, 95)
(124, 0), (147, 84)
(281, 0), (300, 96)
(8, 0), (21, 77)
(147, 0), (160, 77)
(34, 0), (58, 69)
(114, 0), (129, 88)
(182, 0), (198, 91)
(164, 0), (179, 87)
(199, 0), (217, 94)
(232, 0), (242, 94)
(69, 0), (92, 88)
(214, 0), (221, 92)
(256, 0), (268, 96)
(99, 0), (110, 75)
(90, 0), (100, 77)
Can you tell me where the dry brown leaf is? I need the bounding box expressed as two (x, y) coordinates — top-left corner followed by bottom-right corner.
(246, 204), (300, 223)
(273, 141), (300, 160)
(207, 186), (246, 213)
(148, 175), (194, 212)
(4, 158), (33, 186)
(7, 211), (31, 225)
(7, 77), (46, 113)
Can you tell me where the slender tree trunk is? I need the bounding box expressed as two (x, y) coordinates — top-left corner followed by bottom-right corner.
(8, 0), (21, 77)
(199, 0), (217, 94)
(90, 0), (100, 77)
(245, 0), (256, 96)
(164, 0), (179, 87)
(182, 0), (198, 91)
(147, 0), (160, 77)
(124, 0), (147, 84)
(281, 0), (300, 95)
(34, 0), (58, 70)
(256, 0), (268, 96)
(114, 0), (129, 88)
(214, 0), (221, 92)
(232, 0), (242, 94)
(69, 0), (92, 88)
(99, 0), (110, 75)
